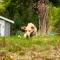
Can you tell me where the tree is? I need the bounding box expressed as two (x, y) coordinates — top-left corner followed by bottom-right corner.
(0, 0), (60, 35)
(38, 0), (48, 34)
(49, 0), (60, 6)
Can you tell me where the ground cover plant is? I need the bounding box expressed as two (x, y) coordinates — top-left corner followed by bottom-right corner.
(0, 35), (60, 60)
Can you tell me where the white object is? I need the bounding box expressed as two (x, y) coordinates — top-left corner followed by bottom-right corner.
(0, 16), (14, 36)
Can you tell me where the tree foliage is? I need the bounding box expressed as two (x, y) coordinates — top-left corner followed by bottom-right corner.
(49, 0), (60, 6)
(0, 0), (60, 34)
(48, 4), (60, 33)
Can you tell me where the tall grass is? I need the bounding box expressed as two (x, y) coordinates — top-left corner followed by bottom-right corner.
(0, 35), (60, 52)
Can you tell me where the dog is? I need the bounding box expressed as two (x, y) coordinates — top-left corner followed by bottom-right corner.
(21, 23), (37, 38)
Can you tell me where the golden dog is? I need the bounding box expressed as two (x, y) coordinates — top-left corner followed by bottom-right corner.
(21, 23), (37, 38)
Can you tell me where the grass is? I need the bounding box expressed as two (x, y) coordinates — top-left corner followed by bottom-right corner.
(0, 35), (60, 51)
(0, 35), (60, 60)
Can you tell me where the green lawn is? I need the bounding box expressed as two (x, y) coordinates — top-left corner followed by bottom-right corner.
(0, 35), (60, 60)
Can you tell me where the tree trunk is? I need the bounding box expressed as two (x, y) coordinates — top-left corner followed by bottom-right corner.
(38, 0), (48, 35)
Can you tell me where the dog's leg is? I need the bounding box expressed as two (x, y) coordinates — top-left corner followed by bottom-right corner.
(24, 32), (31, 38)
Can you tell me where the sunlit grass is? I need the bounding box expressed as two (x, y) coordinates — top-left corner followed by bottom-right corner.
(0, 35), (60, 51)
(0, 35), (60, 60)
